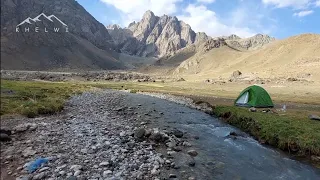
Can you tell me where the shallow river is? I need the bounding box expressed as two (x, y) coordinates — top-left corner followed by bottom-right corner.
(123, 92), (320, 180)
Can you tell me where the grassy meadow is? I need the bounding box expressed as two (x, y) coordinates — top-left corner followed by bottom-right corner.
(0, 80), (88, 117)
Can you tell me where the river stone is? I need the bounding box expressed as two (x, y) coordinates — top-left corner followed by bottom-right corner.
(182, 141), (192, 147)
(59, 171), (66, 176)
(0, 133), (11, 141)
(33, 172), (47, 180)
(74, 170), (82, 176)
(169, 174), (177, 178)
(188, 150), (198, 157)
(149, 132), (163, 142)
(309, 115), (320, 121)
(172, 129), (183, 138)
(249, 107), (257, 112)
(22, 147), (37, 157)
(166, 139), (176, 148)
(99, 162), (109, 167)
(103, 170), (113, 177)
(134, 128), (146, 139)
(39, 167), (50, 172)
(70, 165), (83, 171)
(0, 128), (12, 135)
(188, 160), (196, 167)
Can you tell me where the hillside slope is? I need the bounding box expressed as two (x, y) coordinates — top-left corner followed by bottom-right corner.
(142, 34), (320, 82)
(1, 0), (125, 70)
(175, 34), (320, 81)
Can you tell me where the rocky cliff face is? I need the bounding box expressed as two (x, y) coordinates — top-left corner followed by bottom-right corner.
(107, 11), (209, 58)
(1, 0), (124, 70)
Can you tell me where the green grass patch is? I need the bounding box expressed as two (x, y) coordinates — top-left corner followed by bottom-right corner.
(1, 80), (88, 117)
(213, 106), (320, 165)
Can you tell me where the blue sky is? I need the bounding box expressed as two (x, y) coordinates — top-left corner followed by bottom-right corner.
(77, 0), (320, 38)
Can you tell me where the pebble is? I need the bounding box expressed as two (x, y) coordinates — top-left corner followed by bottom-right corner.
(56, 164), (67, 171)
(39, 167), (50, 172)
(169, 174), (177, 178)
(183, 141), (192, 147)
(22, 147), (37, 157)
(0, 133), (11, 141)
(172, 129), (183, 138)
(99, 162), (109, 167)
(70, 165), (83, 171)
(188, 160), (196, 167)
(74, 170), (82, 176)
(59, 171), (66, 176)
(33, 172), (47, 180)
(151, 169), (159, 175)
(187, 150), (198, 157)
(104, 141), (111, 146)
(119, 131), (126, 137)
(134, 128), (146, 139)
(103, 170), (113, 177)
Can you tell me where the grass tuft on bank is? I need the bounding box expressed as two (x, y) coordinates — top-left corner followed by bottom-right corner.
(213, 106), (320, 158)
(1, 80), (87, 118)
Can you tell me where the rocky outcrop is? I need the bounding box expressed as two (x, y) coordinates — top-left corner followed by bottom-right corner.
(225, 34), (275, 50)
(107, 11), (209, 58)
(1, 0), (124, 70)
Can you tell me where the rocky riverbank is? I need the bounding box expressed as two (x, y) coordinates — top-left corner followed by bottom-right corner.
(2, 90), (320, 180)
(1, 90), (201, 180)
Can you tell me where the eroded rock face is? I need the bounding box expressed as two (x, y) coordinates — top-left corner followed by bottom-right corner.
(107, 11), (209, 58)
(1, 0), (124, 70)
(225, 34), (275, 50)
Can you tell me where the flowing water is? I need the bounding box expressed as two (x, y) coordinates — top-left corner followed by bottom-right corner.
(123, 93), (320, 180)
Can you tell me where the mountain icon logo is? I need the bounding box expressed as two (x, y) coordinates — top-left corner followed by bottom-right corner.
(17, 13), (68, 27)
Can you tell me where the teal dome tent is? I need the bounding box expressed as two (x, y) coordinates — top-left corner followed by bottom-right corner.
(235, 85), (274, 108)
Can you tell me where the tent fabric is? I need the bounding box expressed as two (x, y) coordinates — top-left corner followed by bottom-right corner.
(236, 91), (249, 104)
(235, 85), (274, 108)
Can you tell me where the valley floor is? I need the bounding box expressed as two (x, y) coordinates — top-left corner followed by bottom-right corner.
(1, 73), (320, 179)
(1, 90), (320, 180)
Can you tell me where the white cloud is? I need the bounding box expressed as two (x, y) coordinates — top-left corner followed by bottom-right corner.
(100, 0), (277, 38)
(197, 0), (216, 3)
(100, 0), (182, 25)
(316, 0), (320, 6)
(293, 10), (314, 17)
(262, 0), (312, 9)
(178, 4), (256, 38)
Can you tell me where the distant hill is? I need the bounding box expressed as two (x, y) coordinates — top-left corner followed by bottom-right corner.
(141, 34), (320, 82)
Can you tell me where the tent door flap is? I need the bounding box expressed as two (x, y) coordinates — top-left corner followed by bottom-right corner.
(236, 91), (249, 104)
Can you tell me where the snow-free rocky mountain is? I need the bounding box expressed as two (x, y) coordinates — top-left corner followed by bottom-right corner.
(1, 0), (275, 70)
(107, 10), (211, 57)
(1, 0), (123, 70)
(107, 10), (275, 58)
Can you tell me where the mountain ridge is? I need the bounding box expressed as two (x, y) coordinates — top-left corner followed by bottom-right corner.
(107, 10), (211, 58)
(1, 0), (125, 70)
(107, 10), (275, 58)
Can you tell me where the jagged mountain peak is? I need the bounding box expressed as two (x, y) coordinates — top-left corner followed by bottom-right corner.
(107, 10), (210, 57)
(107, 10), (275, 57)
(142, 10), (156, 19)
